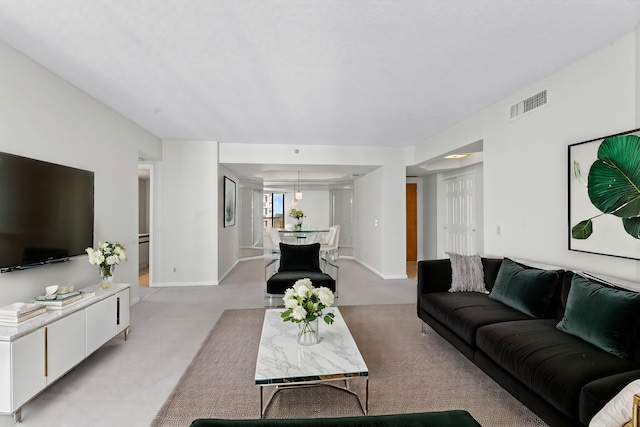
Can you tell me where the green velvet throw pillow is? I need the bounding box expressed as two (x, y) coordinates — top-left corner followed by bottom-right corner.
(556, 275), (640, 359)
(489, 258), (560, 318)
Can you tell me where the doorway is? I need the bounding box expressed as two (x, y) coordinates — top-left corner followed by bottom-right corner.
(442, 171), (477, 255)
(138, 164), (153, 286)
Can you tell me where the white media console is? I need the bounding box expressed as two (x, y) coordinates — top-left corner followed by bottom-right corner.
(0, 283), (130, 422)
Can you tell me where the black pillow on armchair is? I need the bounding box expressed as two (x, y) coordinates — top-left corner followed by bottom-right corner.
(278, 242), (322, 273)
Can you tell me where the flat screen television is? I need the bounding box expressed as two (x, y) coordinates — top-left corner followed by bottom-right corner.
(0, 151), (94, 272)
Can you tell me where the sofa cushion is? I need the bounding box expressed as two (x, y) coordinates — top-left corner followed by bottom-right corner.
(278, 242), (321, 273)
(476, 319), (639, 418)
(556, 275), (640, 359)
(267, 271), (335, 295)
(419, 292), (531, 346)
(489, 258), (560, 318)
(447, 253), (488, 293)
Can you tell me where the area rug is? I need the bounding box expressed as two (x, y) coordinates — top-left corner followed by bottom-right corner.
(151, 304), (547, 426)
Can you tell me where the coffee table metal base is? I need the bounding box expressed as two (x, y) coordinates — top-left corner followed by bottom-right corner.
(259, 377), (369, 418)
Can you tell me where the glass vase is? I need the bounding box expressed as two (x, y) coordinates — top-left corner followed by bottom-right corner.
(99, 266), (114, 289)
(296, 318), (319, 345)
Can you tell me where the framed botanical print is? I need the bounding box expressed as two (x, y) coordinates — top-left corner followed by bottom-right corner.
(224, 176), (236, 227)
(568, 128), (640, 259)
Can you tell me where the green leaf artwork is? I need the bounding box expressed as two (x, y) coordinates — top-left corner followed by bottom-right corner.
(572, 134), (640, 240)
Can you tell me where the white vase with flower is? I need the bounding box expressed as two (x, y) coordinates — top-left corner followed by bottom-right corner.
(86, 242), (127, 288)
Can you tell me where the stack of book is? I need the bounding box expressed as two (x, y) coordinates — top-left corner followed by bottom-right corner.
(35, 290), (83, 309)
(0, 302), (47, 324)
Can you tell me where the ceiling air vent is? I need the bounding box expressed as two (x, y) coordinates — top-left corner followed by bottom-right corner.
(510, 90), (547, 119)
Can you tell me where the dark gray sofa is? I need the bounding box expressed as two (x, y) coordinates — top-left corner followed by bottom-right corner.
(417, 257), (640, 427)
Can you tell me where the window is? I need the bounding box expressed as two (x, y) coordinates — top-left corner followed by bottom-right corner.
(263, 193), (284, 228)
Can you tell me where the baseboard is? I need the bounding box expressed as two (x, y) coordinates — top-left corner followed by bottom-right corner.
(219, 259), (240, 282)
(384, 274), (410, 279)
(151, 281), (219, 287)
(353, 258), (408, 280)
(239, 255), (265, 261)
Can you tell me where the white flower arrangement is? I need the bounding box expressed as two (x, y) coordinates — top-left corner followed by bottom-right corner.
(281, 278), (335, 325)
(289, 208), (305, 220)
(86, 241), (127, 277)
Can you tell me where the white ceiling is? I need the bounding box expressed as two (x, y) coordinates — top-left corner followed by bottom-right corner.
(2, 1), (640, 180)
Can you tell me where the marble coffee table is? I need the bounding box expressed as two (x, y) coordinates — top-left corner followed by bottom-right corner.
(254, 307), (369, 418)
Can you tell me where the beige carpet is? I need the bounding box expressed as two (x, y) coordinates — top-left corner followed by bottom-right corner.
(152, 304), (547, 426)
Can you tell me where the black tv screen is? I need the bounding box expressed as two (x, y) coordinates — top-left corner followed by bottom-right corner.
(0, 152), (94, 272)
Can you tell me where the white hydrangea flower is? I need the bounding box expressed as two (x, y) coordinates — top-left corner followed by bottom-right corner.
(292, 306), (307, 321)
(283, 295), (298, 309)
(318, 287), (334, 306)
(86, 242), (127, 272)
(282, 279), (335, 327)
(284, 288), (295, 299)
(293, 278), (313, 291)
(295, 284), (310, 298)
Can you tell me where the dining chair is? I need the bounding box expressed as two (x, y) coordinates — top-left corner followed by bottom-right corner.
(320, 225), (340, 263)
(268, 227), (282, 248)
(262, 229), (278, 258)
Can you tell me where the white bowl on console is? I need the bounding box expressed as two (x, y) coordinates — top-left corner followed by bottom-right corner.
(45, 285), (58, 298)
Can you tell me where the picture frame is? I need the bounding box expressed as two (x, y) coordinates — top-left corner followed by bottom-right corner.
(568, 127), (640, 260)
(224, 176), (236, 228)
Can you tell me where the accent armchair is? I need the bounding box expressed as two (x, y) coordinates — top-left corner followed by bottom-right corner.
(265, 242), (338, 307)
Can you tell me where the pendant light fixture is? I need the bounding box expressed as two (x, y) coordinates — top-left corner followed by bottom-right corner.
(295, 170), (303, 200)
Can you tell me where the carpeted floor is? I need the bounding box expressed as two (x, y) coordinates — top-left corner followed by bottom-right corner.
(152, 304), (547, 426)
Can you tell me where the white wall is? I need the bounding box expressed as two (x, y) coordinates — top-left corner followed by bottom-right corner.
(0, 40), (161, 306)
(353, 158), (407, 279)
(417, 31), (640, 282)
(239, 185), (255, 247)
(332, 188), (353, 247)
(421, 175), (438, 260)
(354, 169), (384, 271)
(283, 191), (331, 230)
(218, 165), (240, 279)
(154, 140), (219, 286)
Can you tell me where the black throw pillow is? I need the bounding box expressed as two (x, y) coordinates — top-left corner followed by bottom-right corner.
(278, 242), (322, 273)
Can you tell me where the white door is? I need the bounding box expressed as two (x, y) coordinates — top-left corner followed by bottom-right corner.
(443, 172), (477, 255)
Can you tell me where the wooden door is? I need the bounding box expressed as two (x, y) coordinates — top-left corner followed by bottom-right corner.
(406, 183), (417, 261)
